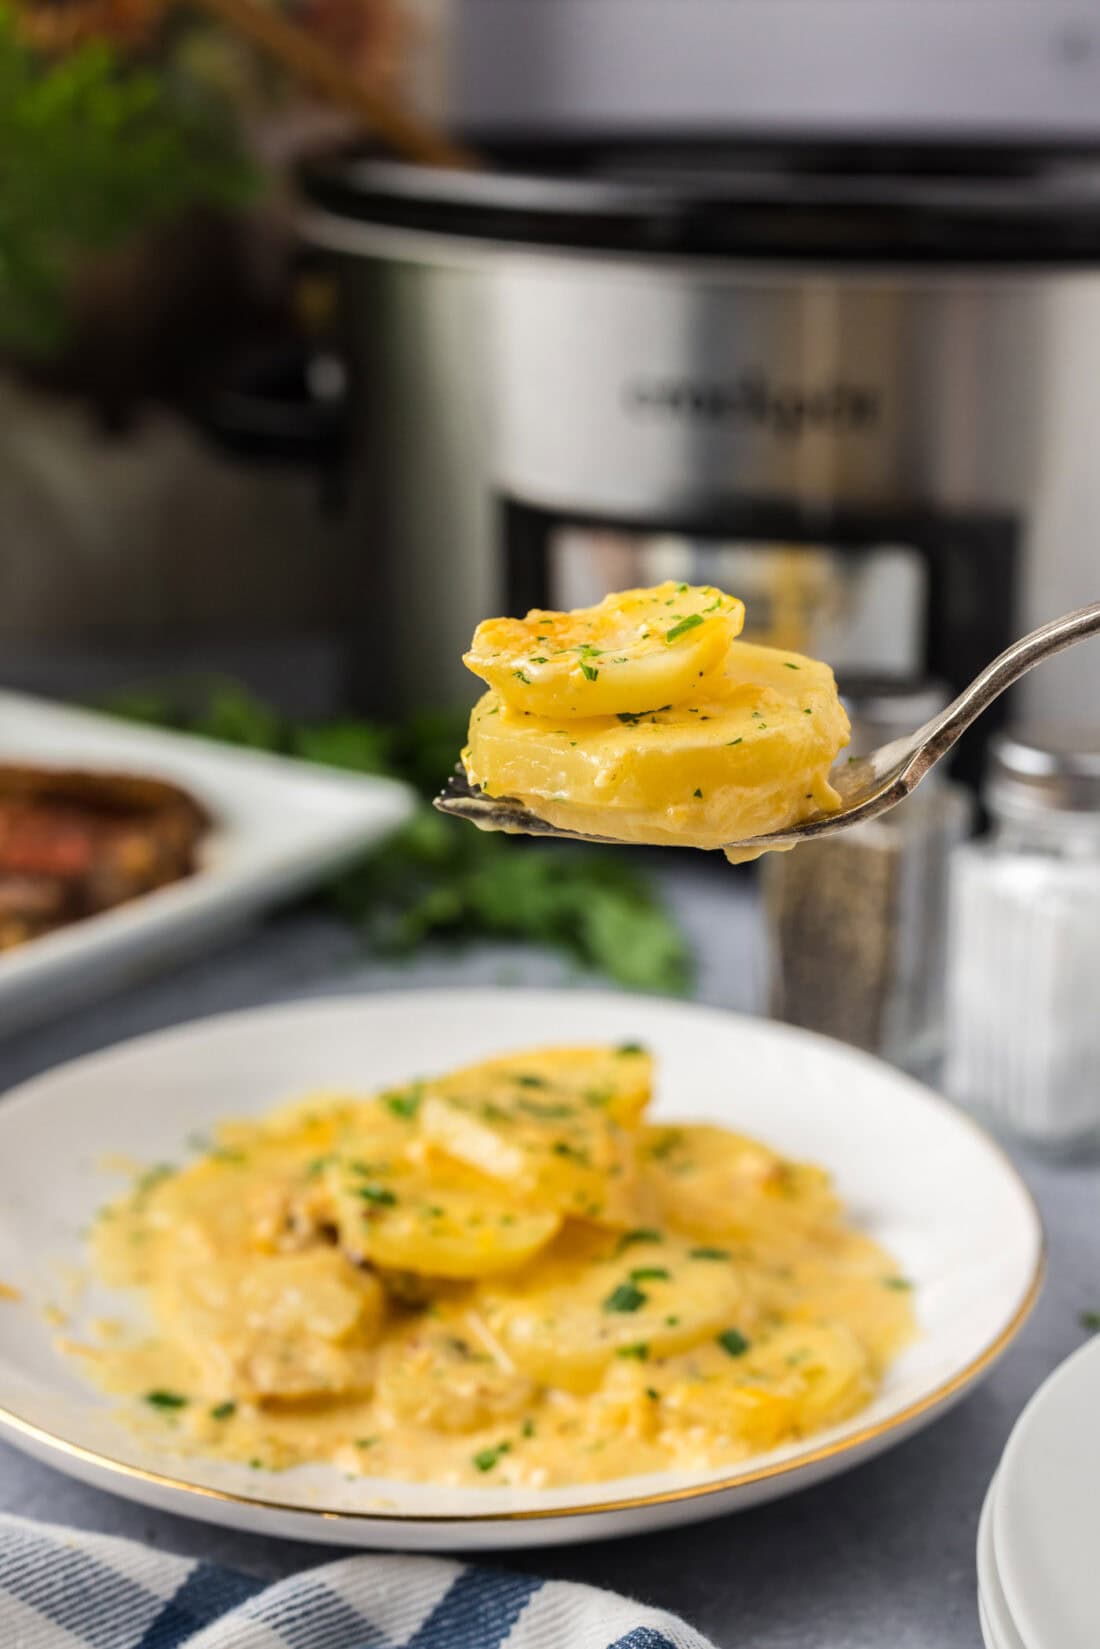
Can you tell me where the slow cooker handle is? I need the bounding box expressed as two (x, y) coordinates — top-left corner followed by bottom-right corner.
(193, 344), (347, 509)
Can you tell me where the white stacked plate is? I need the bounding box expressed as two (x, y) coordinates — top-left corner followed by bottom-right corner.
(978, 1336), (1100, 1648)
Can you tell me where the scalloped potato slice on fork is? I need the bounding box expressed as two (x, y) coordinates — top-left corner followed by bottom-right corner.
(464, 581), (744, 719)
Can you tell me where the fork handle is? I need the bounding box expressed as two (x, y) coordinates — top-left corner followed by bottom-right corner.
(915, 600), (1100, 774)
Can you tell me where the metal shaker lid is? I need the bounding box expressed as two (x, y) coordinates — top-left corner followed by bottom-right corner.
(838, 677), (950, 762)
(987, 728), (1100, 816)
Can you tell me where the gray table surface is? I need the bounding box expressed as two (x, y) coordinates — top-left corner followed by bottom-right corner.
(0, 866), (1094, 1649)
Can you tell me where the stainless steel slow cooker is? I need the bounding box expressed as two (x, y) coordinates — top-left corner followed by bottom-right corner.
(302, 140), (1100, 765)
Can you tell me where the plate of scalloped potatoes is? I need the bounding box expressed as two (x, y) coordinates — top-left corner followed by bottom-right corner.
(0, 991), (1041, 1548)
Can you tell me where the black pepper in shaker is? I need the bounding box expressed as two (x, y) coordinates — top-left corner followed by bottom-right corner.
(763, 680), (972, 1077)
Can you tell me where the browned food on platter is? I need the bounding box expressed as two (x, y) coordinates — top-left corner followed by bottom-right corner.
(0, 765), (210, 950)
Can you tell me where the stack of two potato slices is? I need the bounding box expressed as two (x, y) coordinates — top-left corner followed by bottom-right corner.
(461, 581), (851, 859)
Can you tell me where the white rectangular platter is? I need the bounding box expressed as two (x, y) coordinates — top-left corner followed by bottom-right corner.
(0, 690), (412, 1033)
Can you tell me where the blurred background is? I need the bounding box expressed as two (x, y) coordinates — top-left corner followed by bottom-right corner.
(8, 0), (1100, 716)
(7, 0), (1100, 1134)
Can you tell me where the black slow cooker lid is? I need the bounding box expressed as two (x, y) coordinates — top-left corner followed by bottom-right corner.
(302, 136), (1100, 261)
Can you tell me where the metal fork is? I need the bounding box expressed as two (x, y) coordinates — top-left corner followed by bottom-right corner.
(435, 602), (1100, 855)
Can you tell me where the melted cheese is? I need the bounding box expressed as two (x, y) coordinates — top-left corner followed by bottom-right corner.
(461, 588), (850, 862)
(83, 1045), (913, 1489)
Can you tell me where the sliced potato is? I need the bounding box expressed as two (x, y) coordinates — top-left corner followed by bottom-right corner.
(464, 582), (744, 719)
(326, 1161), (560, 1279)
(416, 1044), (649, 1227)
(633, 1323), (870, 1450)
(640, 1123), (838, 1244)
(483, 1237), (743, 1392)
(376, 1316), (535, 1432)
(739, 1323), (872, 1431)
(158, 1248), (384, 1402)
(420, 1096), (638, 1227)
(464, 639), (849, 854)
(433, 1043), (652, 1127)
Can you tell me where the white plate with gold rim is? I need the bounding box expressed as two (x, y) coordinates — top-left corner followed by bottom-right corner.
(0, 991), (1042, 1550)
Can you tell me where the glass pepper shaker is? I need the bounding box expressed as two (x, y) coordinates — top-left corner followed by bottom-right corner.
(763, 681), (972, 1077)
(945, 729), (1100, 1153)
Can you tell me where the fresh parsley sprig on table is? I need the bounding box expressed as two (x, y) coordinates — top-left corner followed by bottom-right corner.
(104, 681), (693, 994)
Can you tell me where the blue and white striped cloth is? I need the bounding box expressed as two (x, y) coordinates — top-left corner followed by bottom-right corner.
(0, 1515), (715, 1649)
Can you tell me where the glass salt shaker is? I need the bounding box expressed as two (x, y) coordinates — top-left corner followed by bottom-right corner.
(763, 681), (972, 1077)
(946, 729), (1100, 1153)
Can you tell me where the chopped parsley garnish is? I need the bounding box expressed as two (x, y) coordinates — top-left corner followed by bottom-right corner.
(666, 613), (704, 643)
(617, 705), (671, 725)
(145, 1390), (188, 1410)
(803, 707), (813, 715)
(693, 788), (703, 799)
(209, 1401), (236, 1421)
(690, 1247), (731, 1261)
(517, 1098), (574, 1119)
(580, 663), (599, 681)
(472, 1441), (512, 1473)
(384, 1085), (423, 1120)
(716, 1328), (751, 1358)
(616, 1342), (650, 1360)
(1080, 1310), (1100, 1333)
(356, 1436), (379, 1448)
(604, 1282), (648, 1313)
(135, 1164), (174, 1196)
(882, 1277), (912, 1292)
(617, 1042), (646, 1056)
(551, 1140), (590, 1163)
(784, 661), (800, 669)
(514, 1073), (547, 1087)
(521, 1417), (536, 1438)
(357, 1185), (398, 1207)
(512, 668), (531, 684)
(630, 1267), (670, 1282)
(617, 1227), (662, 1252)
(677, 582), (689, 592)
(645, 1386), (660, 1400)
(530, 656), (549, 665)
(727, 737), (743, 746)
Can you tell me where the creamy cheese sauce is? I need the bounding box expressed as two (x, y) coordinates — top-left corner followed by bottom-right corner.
(79, 1046), (913, 1489)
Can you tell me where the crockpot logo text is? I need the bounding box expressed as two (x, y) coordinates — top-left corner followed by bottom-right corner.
(624, 374), (881, 440)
